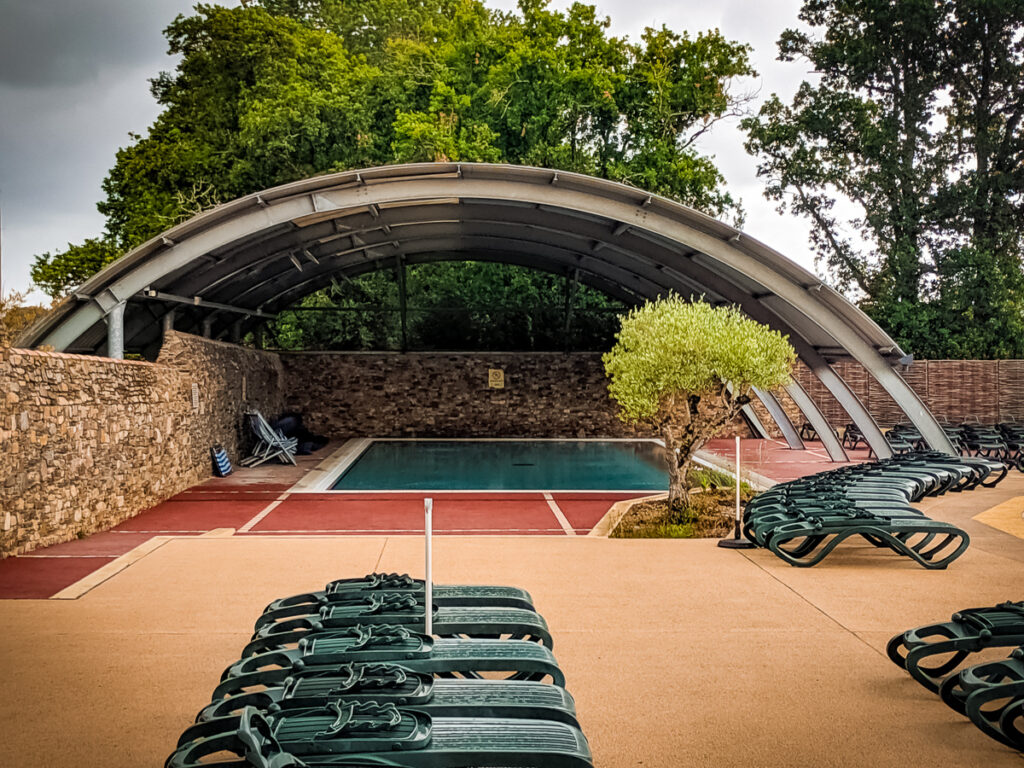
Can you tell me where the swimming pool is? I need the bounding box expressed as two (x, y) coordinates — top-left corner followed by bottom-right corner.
(330, 440), (667, 491)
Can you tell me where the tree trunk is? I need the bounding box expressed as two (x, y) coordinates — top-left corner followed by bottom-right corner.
(662, 425), (689, 509)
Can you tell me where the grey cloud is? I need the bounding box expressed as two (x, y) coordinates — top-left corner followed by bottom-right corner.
(0, 0), (210, 296)
(0, 0), (199, 88)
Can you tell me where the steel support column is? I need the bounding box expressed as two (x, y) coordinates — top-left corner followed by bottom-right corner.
(740, 403), (771, 439)
(752, 386), (804, 450)
(105, 300), (127, 360)
(784, 379), (848, 461)
(563, 268), (578, 352)
(396, 255), (408, 352)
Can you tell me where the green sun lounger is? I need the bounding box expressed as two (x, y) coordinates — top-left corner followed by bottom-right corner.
(217, 624), (566, 701)
(264, 573), (535, 612)
(740, 452), (992, 567)
(887, 601), (1024, 692)
(168, 704), (594, 767)
(937, 648), (1024, 751)
(762, 514), (969, 569)
(998, 696), (1024, 750)
(246, 595), (552, 656)
(198, 661), (579, 726)
(290, 573), (536, 610)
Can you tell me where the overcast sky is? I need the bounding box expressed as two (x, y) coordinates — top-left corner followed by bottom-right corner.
(0, 0), (817, 303)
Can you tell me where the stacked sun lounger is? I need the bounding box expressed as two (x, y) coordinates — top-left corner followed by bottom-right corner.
(936, 420), (1024, 470)
(996, 422), (1024, 470)
(888, 601), (1024, 752)
(843, 423), (917, 457)
(743, 451), (1007, 568)
(165, 573), (594, 767)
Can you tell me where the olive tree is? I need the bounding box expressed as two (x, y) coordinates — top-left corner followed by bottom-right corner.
(603, 297), (796, 508)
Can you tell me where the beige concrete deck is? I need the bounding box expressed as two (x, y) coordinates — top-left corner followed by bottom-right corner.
(1, 476), (1022, 767)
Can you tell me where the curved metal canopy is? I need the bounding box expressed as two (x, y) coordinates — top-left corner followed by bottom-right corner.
(19, 162), (953, 456)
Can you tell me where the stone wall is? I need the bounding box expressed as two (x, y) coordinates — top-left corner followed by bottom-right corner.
(156, 331), (285, 464)
(279, 351), (662, 438)
(0, 348), (193, 556)
(280, 353), (1021, 441)
(0, 332), (283, 557)
(7, 324), (1018, 558)
(794, 359), (1024, 427)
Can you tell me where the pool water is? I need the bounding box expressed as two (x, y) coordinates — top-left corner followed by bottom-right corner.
(331, 440), (668, 490)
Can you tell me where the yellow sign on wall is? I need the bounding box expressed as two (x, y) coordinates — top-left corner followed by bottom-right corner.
(488, 368), (505, 388)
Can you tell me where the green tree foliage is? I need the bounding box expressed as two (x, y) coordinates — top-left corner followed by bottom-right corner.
(30, 0), (755, 346)
(99, 4), (380, 252)
(743, 0), (1024, 358)
(264, 261), (623, 351)
(603, 296), (795, 507)
(29, 238), (121, 299)
(0, 290), (48, 348)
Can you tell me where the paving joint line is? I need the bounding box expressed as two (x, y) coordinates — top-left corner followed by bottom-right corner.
(543, 493), (576, 536)
(237, 492), (291, 533)
(738, 549), (887, 659)
(241, 528), (566, 533)
(372, 538), (389, 571)
(49, 537), (174, 600)
(21, 554), (118, 559)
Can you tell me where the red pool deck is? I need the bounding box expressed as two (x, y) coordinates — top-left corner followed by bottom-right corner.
(700, 437), (872, 484)
(0, 439), (871, 599)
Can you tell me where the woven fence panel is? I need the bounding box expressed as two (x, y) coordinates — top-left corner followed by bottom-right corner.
(926, 361), (1000, 424)
(832, 362), (873, 427)
(793, 359), (1020, 429)
(998, 360), (1024, 421)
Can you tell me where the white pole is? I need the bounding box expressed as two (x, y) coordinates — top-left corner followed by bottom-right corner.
(735, 436), (741, 526)
(424, 498), (433, 636)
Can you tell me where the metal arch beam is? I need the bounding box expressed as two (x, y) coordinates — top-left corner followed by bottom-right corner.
(37, 180), (740, 344)
(787, 337), (891, 458)
(784, 378), (849, 461)
(16, 165), (811, 352)
(196, 205), (713, 312)
(34, 186), (737, 348)
(752, 386), (805, 450)
(42, 300), (105, 351)
(250, 236), (668, 313)
(740, 403), (771, 439)
(220, 215), (676, 309)
(26, 163), (952, 454)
